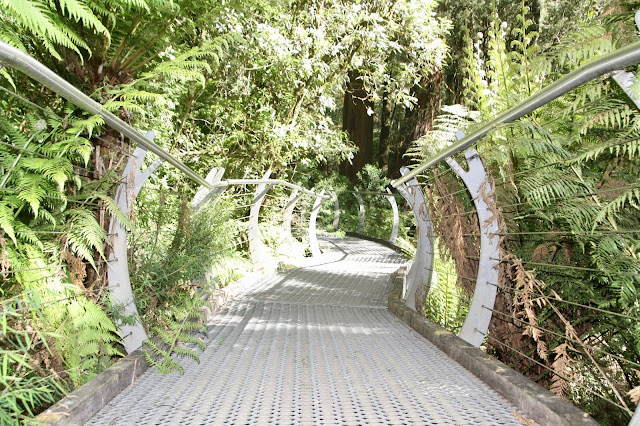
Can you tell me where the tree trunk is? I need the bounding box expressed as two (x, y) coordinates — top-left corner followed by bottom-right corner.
(388, 71), (442, 178)
(379, 89), (392, 172)
(340, 70), (374, 183)
(413, 71), (442, 140)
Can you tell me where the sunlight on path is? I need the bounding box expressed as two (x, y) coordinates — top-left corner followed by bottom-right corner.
(88, 236), (522, 425)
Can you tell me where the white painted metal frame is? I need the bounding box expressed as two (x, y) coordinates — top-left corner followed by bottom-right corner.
(192, 167), (226, 211)
(395, 167), (435, 312)
(386, 188), (399, 244)
(330, 188), (340, 230)
(282, 188), (302, 247)
(248, 171), (274, 271)
(309, 191), (325, 257)
(108, 138), (162, 353)
(445, 143), (500, 347)
(352, 188), (365, 233)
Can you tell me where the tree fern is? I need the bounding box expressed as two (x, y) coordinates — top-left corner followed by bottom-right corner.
(55, 297), (122, 387)
(142, 297), (206, 375)
(0, 0), (93, 59)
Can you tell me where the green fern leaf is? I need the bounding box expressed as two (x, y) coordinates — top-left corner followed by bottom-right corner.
(0, 202), (17, 245)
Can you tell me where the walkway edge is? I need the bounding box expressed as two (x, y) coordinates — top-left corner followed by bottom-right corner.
(35, 272), (265, 426)
(345, 231), (405, 252)
(388, 265), (598, 426)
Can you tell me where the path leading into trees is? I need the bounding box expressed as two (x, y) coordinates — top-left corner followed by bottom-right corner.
(88, 236), (523, 425)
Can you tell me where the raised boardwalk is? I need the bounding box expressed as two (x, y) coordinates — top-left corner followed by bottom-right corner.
(88, 237), (522, 425)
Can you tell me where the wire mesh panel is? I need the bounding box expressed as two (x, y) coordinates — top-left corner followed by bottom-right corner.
(88, 237), (523, 425)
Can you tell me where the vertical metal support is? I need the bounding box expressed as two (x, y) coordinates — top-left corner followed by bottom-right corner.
(353, 187), (365, 233)
(249, 170), (273, 272)
(309, 190), (324, 257)
(192, 167), (226, 210)
(108, 132), (163, 354)
(612, 12), (640, 109)
(386, 188), (399, 244)
(446, 143), (500, 347)
(395, 167), (435, 312)
(330, 188), (340, 230)
(612, 70), (640, 109)
(630, 404), (640, 426)
(282, 188), (300, 243)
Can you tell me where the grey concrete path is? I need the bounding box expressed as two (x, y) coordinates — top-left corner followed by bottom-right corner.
(88, 236), (523, 425)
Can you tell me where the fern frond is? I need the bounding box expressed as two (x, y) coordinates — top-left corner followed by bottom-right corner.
(0, 201), (18, 245)
(22, 157), (73, 190)
(571, 135), (640, 163)
(16, 174), (48, 218)
(593, 187), (640, 229)
(67, 115), (104, 138)
(64, 208), (108, 264)
(0, 66), (16, 90)
(142, 297), (206, 375)
(0, 0), (88, 59)
(550, 25), (614, 68)
(101, 100), (147, 114)
(57, 0), (109, 38)
(96, 193), (133, 231)
(578, 101), (633, 134)
(45, 136), (93, 166)
(521, 170), (585, 209)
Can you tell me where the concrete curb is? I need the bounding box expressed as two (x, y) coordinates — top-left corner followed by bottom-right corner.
(36, 350), (149, 425)
(36, 272), (266, 425)
(388, 265), (598, 426)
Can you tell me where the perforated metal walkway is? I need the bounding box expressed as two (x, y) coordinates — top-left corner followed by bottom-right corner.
(88, 237), (523, 425)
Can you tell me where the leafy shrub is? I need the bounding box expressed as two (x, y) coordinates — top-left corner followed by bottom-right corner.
(1, 294), (66, 423)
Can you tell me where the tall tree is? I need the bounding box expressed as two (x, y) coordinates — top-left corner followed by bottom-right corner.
(341, 71), (374, 182)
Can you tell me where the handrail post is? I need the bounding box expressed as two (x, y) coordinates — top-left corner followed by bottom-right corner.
(192, 167), (226, 211)
(445, 142), (500, 347)
(248, 170), (273, 271)
(309, 190), (325, 257)
(330, 188), (340, 230)
(282, 188), (301, 242)
(386, 188), (399, 244)
(280, 188), (304, 260)
(108, 133), (163, 354)
(395, 167), (434, 312)
(353, 187), (365, 233)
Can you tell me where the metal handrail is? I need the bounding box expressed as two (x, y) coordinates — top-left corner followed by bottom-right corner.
(216, 179), (329, 198)
(342, 189), (403, 197)
(0, 40), (212, 188)
(392, 39), (640, 187)
(0, 41), (331, 200)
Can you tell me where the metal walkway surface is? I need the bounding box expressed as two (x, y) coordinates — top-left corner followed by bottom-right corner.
(88, 237), (523, 425)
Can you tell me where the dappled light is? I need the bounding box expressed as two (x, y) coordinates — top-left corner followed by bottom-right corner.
(1, 0), (639, 424)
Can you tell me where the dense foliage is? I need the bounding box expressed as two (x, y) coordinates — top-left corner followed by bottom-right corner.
(1, 0), (639, 423)
(411, 3), (640, 423)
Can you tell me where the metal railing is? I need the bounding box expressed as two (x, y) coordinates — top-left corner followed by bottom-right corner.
(393, 39), (640, 187)
(388, 35), (640, 424)
(3, 17), (640, 425)
(0, 41), (331, 355)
